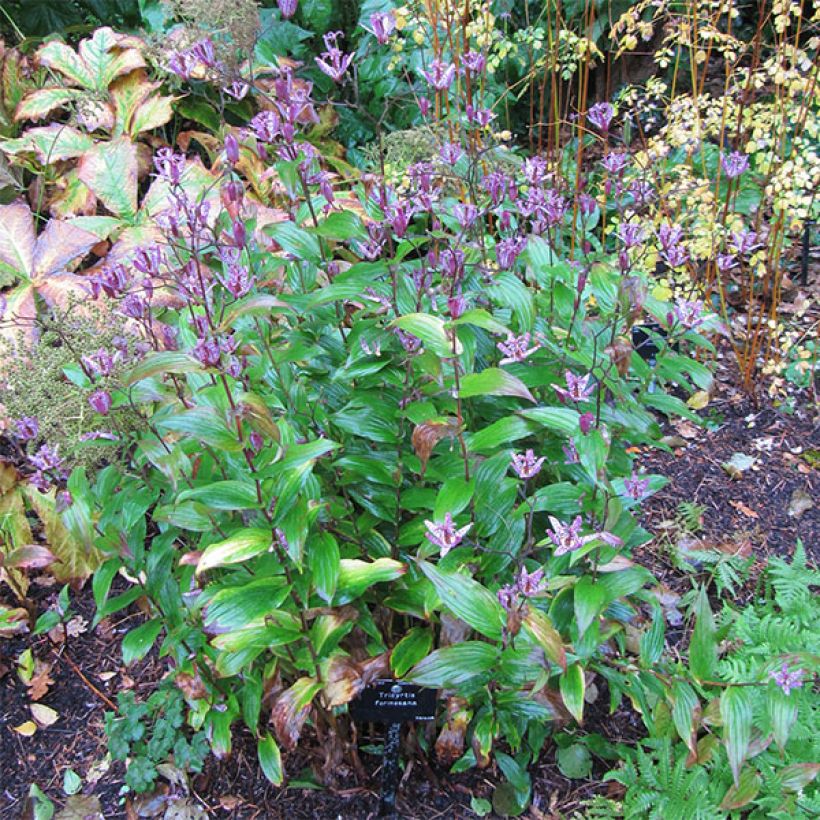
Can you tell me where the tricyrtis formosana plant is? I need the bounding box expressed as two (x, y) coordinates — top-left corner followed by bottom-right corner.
(4, 30), (721, 797)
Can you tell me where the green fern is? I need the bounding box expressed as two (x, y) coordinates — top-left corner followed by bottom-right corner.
(676, 501), (706, 534)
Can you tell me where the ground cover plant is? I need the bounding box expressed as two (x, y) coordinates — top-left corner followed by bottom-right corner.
(0, 0), (817, 817)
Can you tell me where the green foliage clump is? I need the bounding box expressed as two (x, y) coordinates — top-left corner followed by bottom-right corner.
(105, 687), (209, 793)
(593, 544), (819, 819)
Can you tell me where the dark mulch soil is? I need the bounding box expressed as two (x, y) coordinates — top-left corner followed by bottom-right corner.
(1, 389), (816, 820)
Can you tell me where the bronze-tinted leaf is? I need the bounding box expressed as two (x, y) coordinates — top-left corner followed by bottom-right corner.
(0, 200), (35, 276)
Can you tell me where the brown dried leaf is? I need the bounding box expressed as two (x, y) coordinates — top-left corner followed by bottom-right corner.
(729, 500), (759, 519)
(27, 663), (54, 700)
(411, 417), (461, 475)
(435, 697), (470, 766)
(606, 337), (633, 377)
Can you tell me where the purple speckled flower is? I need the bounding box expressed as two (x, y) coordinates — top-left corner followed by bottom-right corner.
(510, 449), (546, 480)
(424, 512), (472, 556)
(447, 294), (467, 319)
(563, 440), (579, 464)
(439, 142), (464, 165)
(277, 0), (298, 18)
(618, 222), (645, 249)
(496, 236), (527, 270)
(462, 51), (486, 73)
(454, 202), (479, 229)
(250, 110), (281, 143)
(579, 412), (595, 435)
(14, 416), (39, 441)
(587, 102), (615, 132)
(193, 337), (222, 368)
(515, 566), (545, 597)
(315, 32), (353, 83)
(732, 229), (760, 255)
(721, 151), (749, 179)
(89, 389), (112, 416)
(421, 59), (456, 91)
(601, 152), (629, 175)
(673, 299), (705, 329)
(365, 11), (396, 44)
(224, 133), (240, 165)
(658, 224), (684, 251)
(770, 663), (804, 696)
(224, 80), (249, 100)
(154, 147), (186, 185)
(497, 585), (516, 612)
(624, 471), (650, 500)
(553, 371), (594, 403)
(497, 332), (539, 364)
(190, 38), (216, 68)
(547, 515), (621, 556)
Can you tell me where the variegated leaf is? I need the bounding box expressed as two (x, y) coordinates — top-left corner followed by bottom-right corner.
(14, 88), (82, 122)
(0, 200), (35, 277)
(78, 137), (138, 221)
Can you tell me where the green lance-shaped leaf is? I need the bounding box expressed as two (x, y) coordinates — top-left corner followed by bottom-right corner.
(122, 619), (163, 664)
(522, 608), (567, 671)
(419, 561), (506, 641)
(158, 407), (242, 452)
(689, 585), (717, 682)
(177, 481), (260, 511)
(768, 687), (798, 753)
(390, 628), (434, 678)
(196, 528), (272, 574)
(573, 577), (605, 640)
(258, 733), (284, 785)
(335, 557), (406, 603)
(266, 220), (322, 262)
(459, 368), (535, 403)
(720, 686), (753, 787)
(559, 663), (586, 723)
(124, 352), (203, 385)
(671, 680), (700, 755)
(309, 531), (340, 603)
(406, 642), (499, 687)
(391, 313), (462, 357)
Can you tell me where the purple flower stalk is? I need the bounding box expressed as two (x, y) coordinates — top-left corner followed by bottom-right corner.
(424, 512), (472, 556)
(510, 449), (545, 480)
(552, 371), (594, 403)
(546, 515), (622, 556)
(770, 663), (804, 696)
(721, 151), (749, 179)
(497, 332), (539, 364)
(315, 32), (353, 83)
(14, 416), (39, 441)
(421, 59), (457, 91)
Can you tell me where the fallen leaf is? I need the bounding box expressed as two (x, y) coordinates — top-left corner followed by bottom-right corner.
(218, 796), (243, 810)
(729, 500), (759, 519)
(674, 421), (700, 439)
(687, 390), (710, 410)
(98, 671), (117, 682)
(65, 616), (88, 637)
(788, 489), (814, 519)
(31, 703), (59, 727)
(722, 452), (756, 479)
(14, 720), (38, 736)
(55, 794), (103, 819)
(28, 663), (54, 700)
